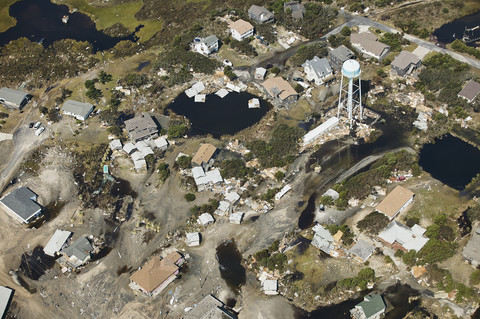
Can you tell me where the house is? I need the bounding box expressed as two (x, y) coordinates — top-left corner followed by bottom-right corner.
(183, 294), (236, 319)
(225, 192), (240, 204)
(229, 19), (254, 41)
(350, 294), (387, 319)
(262, 279), (278, 295)
(134, 159), (147, 172)
(248, 5), (274, 24)
(192, 167), (223, 188)
(378, 221), (429, 252)
(0, 187), (43, 224)
(194, 35), (219, 55)
(0, 286), (14, 319)
(214, 200), (230, 216)
(59, 236), (94, 269)
(375, 185), (414, 220)
(458, 80), (480, 103)
(153, 137), (168, 151)
(391, 51), (421, 76)
(62, 100), (94, 121)
(255, 67), (267, 80)
(0, 88), (29, 109)
(198, 213), (215, 226)
(124, 112), (159, 142)
(302, 117), (339, 146)
(192, 143), (218, 168)
(43, 230), (73, 257)
(284, 1), (306, 19)
(302, 56), (334, 85)
(229, 212), (244, 224)
(350, 32), (390, 61)
(136, 140), (154, 157)
(311, 224), (342, 257)
(349, 239), (376, 263)
(463, 228), (480, 267)
(109, 139), (123, 151)
(275, 184), (292, 201)
(262, 77), (298, 104)
(186, 232), (201, 247)
(123, 142), (137, 155)
(129, 252), (183, 296)
(330, 45), (355, 71)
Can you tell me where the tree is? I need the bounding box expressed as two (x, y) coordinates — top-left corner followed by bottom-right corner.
(98, 70), (113, 84)
(340, 26), (351, 36)
(319, 195), (334, 206)
(357, 212), (390, 234)
(47, 108), (60, 122)
(177, 155), (192, 169)
(402, 250), (417, 266)
(274, 171), (285, 182)
(269, 66), (280, 75)
(184, 193), (196, 202)
(158, 163), (170, 182)
(167, 123), (188, 139)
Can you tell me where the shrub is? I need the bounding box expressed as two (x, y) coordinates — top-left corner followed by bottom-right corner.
(177, 155), (192, 169)
(184, 193), (196, 202)
(340, 26), (351, 36)
(219, 159), (253, 179)
(168, 123), (188, 139)
(158, 163), (170, 182)
(471, 270), (480, 285)
(289, 42), (328, 66)
(357, 212), (390, 235)
(274, 171), (285, 182)
(98, 70), (113, 84)
(319, 195), (334, 206)
(269, 66), (280, 75)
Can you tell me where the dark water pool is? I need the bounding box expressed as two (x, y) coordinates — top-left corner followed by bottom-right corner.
(298, 192), (317, 230)
(419, 134), (480, 190)
(215, 239), (246, 294)
(167, 92), (271, 137)
(433, 9), (480, 46)
(0, 0), (139, 51)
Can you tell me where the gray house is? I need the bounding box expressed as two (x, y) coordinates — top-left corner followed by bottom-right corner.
(184, 294), (236, 319)
(248, 5), (274, 24)
(302, 56), (334, 85)
(391, 51), (421, 76)
(284, 1), (306, 19)
(0, 187), (43, 224)
(463, 228), (480, 267)
(59, 237), (94, 269)
(330, 45), (355, 71)
(62, 100), (94, 121)
(351, 294), (387, 319)
(124, 112), (159, 142)
(0, 88), (29, 109)
(351, 32), (390, 61)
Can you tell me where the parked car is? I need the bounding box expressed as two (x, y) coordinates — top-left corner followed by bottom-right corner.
(293, 77), (304, 82)
(223, 59), (233, 67)
(35, 127), (45, 136)
(28, 122), (34, 128)
(34, 121), (41, 129)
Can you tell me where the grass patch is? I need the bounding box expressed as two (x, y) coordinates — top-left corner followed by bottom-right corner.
(59, 0), (163, 42)
(0, 0), (17, 32)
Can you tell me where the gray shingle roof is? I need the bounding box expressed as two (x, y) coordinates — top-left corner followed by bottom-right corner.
(463, 228), (480, 264)
(201, 35), (219, 47)
(248, 5), (274, 22)
(349, 239), (375, 261)
(458, 80), (480, 102)
(183, 294), (236, 319)
(0, 187), (42, 222)
(391, 51), (421, 70)
(0, 88), (28, 107)
(62, 100), (94, 119)
(61, 237), (93, 262)
(302, 56), (333, 79)
(331, 45), (355, 63)
(124, 112), (158, 141)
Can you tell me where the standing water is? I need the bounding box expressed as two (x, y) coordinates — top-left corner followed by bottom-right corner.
(216, 240), (246, 294)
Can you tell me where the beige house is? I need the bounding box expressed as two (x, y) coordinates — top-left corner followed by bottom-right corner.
(375, 185), (414, 220)
(262, 77), (298, 104)
(351, 32), (390, 61)
(192, 143), (218, 168)
(229, 19), (254, 41)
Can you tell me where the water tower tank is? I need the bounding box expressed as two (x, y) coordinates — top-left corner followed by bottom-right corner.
(342, 59), (361, 78)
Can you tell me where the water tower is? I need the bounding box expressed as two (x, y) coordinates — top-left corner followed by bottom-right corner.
(337, 59), (363, 123)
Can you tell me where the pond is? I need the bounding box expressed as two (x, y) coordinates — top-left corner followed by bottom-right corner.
(0, 0), (139, 52)
(167, 92), (271, 138)
(433, 9), (480, 46)
(215, 239), (246, 294)
(419, 134), (480, 190)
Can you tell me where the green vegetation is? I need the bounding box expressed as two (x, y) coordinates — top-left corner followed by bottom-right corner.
(252, 240), (288, 272)
(336, 267), (375, 290)
(357, 212), (390, 235)
(261, 188), (280, 202)
(333, 150), (420, 210)
(167, 122), (189, 139)
(451, 39), (480, 60)
(274, 171), (285, 182)
(384, 255), (393, 264)
(289, 42), (328, 66)
(223, 66), (236, 80)
(219, 159), (253, 179)
(177, 155), (192, 170)
(0, 0), (17, 33)
(324, 224), (354, 246)
(98, 71), (113, 84)
(247, 124), (303, 168)
(426, 264), (477, 303)
(340, 26), (351, 37)
(327, 33), (347, 48)
(471, 270), (480, 285)
(184, 193), (196, 202)
(379, 33), (409, 52)
(319, 195), (334, 206)
(157, 163), (170, 182)
(230, 38), (257, 57)
(394, 20), (429, 39)
(190, 198), (219, 217)
(85, 79), (103, 102)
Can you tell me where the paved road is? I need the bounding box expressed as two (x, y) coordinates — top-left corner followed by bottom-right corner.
(324, 12), (480, 70)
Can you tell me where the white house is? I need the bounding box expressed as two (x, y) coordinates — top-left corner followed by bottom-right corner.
(186, 232), (201, 247)
(44, 230), (73, 257)
(194, 35), (219, 55)
(229, 212), (244, 224)
(302, 56), (334, 85)
(262, 279), (278, 295)
(198, 213), (215, 226)
(62, 100), (94, 121)
(229, 19), (254, 41)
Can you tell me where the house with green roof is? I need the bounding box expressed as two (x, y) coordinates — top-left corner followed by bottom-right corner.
(350, 294), (387, 319)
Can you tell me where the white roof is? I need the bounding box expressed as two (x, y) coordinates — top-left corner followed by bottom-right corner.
(109, 139), (122, 150)
(0, 286), (13, 317)
(134, 159), (146, 170)
(136, 141), (154, 157)
(192, 166), (206, 179)
(378, 221), (429, 252)
(153, 137), (168, 149)
(255, 67), (267, 78)
(44, 230), (72, 257)
(322, 189), (339, 200)
(185, 88), (197, 98)
(123, 142), (137, 154)
(226, 83), (241, 93)
(215, 89), (229, 98)
(199, 213), (215, 225)
(275, 184), (292, 200)
(263, 279), (278, 291)
(303, 117), (339, 146)
(225, 192), (240, 203)
(311, 225), (335, 254)
(194, 94), (206, 103)
(229, 212), (244, 224)
(186, 232), (200, 244)
(192, 82), (205, 93)
(218, 201), (230, 212)
(131, 151), (144, 162)
(193, 167), (223, 186)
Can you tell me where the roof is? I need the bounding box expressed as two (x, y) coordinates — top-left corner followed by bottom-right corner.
(192, 144), (217, 166)
(62, 100), (94, 119)
(0, 187), (42, 222)
(349, 239), (375, 262)
(303, 117), (339, 145)
(61, 237), (93, 261)
(391, 51), (421, 70)
(458, 80), (480, 102)
(225, 192), (240, 203)
(376, 185), (414, 219)
(262, 77), (298, 101)
(201, 35), (219, 47)
(44, 230), (72, 257)
(330, 45), (355, 62)
(165, 251), (183, 265)
(130, 256), (179, 293)
(302, 56), (332, 79)
(136, 141), (154, 157)
(123, 142), (137, 154)
(0, 286), (14, 318)
(311, 225), (335, 254)
(284, 1), (306, 13)
(412, 265), (427, 278)
(124, 113), (158, 141)
(131, 151), (144, 162)
(184, 294), (236, 319)
(255, 67), (267, 78)
(192, 82), (206, 93)
(463, 228), (480, 263)
(199, 213), (215, 225)
(378, 221), (429, 252)
(153, 137), (168, 149)
(356, 294), (386, 319)
(186, 232), (200, 243)
(248, 5), (274, 21)
(351, 33), (390, 57)
(229, 19), (254, 35)
(263, 279), (277, 291)
(109, 139), (122, 150)
(134, 159), (147, 170)
(229, 212), (244, 224)
(0, 87), (28, 106)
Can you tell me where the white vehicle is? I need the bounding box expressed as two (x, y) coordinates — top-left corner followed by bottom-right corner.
(34, 121), (41, 129)
(223, 59), (233, 67)
(35, 127), (45, 136)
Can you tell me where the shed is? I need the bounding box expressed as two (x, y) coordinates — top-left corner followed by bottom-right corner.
(186, 232), (201, 247)
(215, 201), (230, 216)
(134, 159), (147, 171)
(225, 192), (240, 204)
(255, 67), (267, 80)
(153, 137), (168, 150)
(62, 100), (94, 121)
(109, 139), (123, 151)
(44, 230), (73, 257)
(0, 87), (29, 109)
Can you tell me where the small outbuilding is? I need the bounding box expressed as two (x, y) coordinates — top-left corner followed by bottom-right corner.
(109, 139), (123, 151)
(186, 232), (201, 247)
(198, 213), (215, 226)
(262, 279), (278, 295)
(62, 100), (94, 121)
(44, 230), (73, 257)
(255, 67), (267, 80)
(229, 212), (244, 224)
